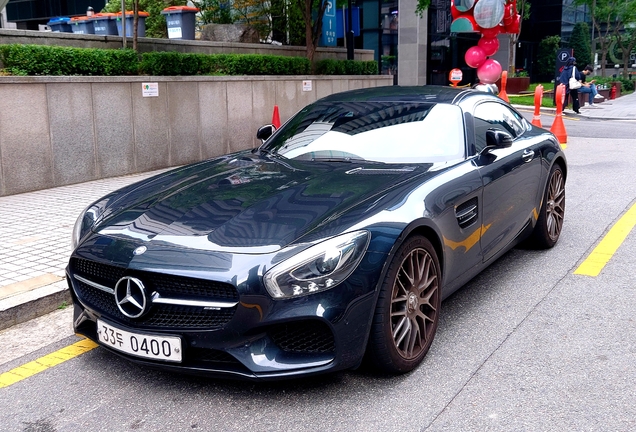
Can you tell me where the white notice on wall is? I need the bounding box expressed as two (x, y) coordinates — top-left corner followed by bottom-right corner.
(302, 80), (313, 92)
(142, 83), (159, 97)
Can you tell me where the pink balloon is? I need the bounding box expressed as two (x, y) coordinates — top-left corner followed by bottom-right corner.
(465, 46), (487, 68)
(477, 59), (502, 84)
(480, 25), (501, 39)
(478, 36), (500, 56)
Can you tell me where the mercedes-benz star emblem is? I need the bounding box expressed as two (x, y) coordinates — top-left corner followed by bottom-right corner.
(133, 246), (147, 256)
(114, 276), (148, 318)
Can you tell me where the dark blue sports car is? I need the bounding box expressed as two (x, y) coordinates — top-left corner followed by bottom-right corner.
(68, 86), (566, 380)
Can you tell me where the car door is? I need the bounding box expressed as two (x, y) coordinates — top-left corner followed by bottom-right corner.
(473, 101), (542, 263)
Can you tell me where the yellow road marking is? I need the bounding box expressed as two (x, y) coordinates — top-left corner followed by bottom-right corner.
(0, 339), (98, 389)
(574, 203), (636, 277)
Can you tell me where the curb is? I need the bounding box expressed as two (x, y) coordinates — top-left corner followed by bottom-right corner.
(0, 280), (71, 331)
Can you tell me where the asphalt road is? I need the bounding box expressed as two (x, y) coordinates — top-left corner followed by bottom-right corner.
(1, 119), (635, 431)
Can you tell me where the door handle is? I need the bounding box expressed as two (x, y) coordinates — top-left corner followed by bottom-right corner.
(522, 149), (534, 162)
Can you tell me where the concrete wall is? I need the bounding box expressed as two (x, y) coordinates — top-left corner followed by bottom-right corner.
(0, 29), (375, 62)
(0, 75), (393, 196)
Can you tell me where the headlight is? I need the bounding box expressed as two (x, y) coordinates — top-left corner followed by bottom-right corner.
(263, 231), (370, 299)
(71, 202), (106, 249)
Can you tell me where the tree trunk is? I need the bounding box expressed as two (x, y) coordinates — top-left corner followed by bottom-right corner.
(133, 0), (139, 52)
(305, 3), (315, 64)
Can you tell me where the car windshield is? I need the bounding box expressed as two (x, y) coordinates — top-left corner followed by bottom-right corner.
(262, 101), (465, 164)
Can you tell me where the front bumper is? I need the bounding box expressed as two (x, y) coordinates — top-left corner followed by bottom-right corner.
(67, 252), (383, 380)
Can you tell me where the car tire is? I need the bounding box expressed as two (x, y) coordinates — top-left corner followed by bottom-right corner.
(367, 235), (441, 374)
(527, 164), (566, 249)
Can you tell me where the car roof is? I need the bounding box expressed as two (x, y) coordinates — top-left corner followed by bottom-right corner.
(318, 85), (490, 105)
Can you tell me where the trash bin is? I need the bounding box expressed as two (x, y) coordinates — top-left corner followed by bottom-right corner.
(161, 6), (199, 40)
(90, 13), (118, 35)
(46, 17), (72, 33)
(115, 11), (149, 37)
(70, 16), (95, 34)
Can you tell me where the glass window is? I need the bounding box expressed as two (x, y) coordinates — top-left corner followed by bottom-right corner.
(473, 102), (525, 151)
(264, 102), (466, 164)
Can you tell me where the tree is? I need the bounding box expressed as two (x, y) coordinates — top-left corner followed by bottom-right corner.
(294, 0), (329, 64)
(536, 35), (561, 78)
(569, 21), (592, 68)
(575, 0), (636, 76)
(509, 0), (531, 74)
(612, 0), (636, 77)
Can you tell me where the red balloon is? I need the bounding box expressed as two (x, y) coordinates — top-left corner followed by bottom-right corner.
(478, 37), (500, 56)
(505, 14), (521, 35)
(477, 59), (503, 84)
(465, 45), (487, 68)
(503, 4), (515, 26)
(480, 25), (501, 39)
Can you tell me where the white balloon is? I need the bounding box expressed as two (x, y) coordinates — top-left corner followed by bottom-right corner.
(473, 0), (505, 29)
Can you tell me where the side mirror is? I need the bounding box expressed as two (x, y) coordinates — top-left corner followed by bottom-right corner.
(256, 124), (276, 142)
(486, 129), (513, 148)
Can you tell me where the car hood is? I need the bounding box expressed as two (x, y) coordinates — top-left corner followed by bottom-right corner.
(94, 152), (440, 253)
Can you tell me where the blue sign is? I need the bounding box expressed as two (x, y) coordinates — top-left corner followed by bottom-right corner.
(319, 0), (337, 47)
(336, 7), (361, 38)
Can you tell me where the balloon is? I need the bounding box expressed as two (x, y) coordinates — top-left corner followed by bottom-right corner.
(477, 59), (502, 84)
(478, 37), (500, 56)
(480, 25), (502, 39)
(450, 0), (461, 19)
(503, 4), (515, 26)
(450, 15), (479, 33)
(465, 46), (487, 68)
(505, 14), (521, 34)
(454, 0), (476, 12)
(474, 0), (505, 29)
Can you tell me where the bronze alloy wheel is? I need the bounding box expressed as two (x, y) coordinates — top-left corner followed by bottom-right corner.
(545, 167), (565, 242)
(390, 247), (440, 360)
(367, 235), (441, 373)
(528, 164), (566, 249)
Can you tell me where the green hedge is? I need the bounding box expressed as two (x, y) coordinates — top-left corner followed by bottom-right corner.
(315, 59), (378, 75)
(138, 52), (312, 75)
(0, 44), (138, 76)
(0, 44), (378, 77)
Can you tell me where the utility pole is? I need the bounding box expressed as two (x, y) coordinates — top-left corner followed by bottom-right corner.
(346, 0), (354, 60)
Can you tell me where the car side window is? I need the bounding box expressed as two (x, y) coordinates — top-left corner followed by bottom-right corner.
(473, 102), (525, 152)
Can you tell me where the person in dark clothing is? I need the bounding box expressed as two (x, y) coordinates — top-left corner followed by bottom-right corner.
(559, 57), (581, 113)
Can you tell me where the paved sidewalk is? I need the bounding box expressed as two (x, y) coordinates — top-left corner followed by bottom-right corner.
(513, 89), (636, 121)
(0, 169), (166, 330)
(1, 90), (635, 331)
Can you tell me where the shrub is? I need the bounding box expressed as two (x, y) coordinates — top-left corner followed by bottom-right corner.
(0, 44), (139, 76)
(140, 52), (312, 75)
(1, 44), (375, 77)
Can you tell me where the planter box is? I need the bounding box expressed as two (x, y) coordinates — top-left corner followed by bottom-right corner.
(503, 77), (530, 94)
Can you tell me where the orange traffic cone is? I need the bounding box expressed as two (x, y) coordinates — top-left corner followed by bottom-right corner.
(272, 105), (281, 129)
(498, 70), (509, 102)
(531, 84), (543, 128)
(550, 84), (568, 148)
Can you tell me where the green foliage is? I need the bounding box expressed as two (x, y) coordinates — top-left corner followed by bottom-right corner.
(536, 35), (561, 77)
(570, 22), (592, 68)
(102, 0), (187, 38)
(270, 0), (305, 45)
(314, 59), (378, 75)
(0, 44), (139, 76)
(0, 44), (375, 77)
(193, 0), (234, 25)
(140, 52), (313, 75)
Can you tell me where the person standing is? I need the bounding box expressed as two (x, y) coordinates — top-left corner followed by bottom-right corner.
(559, 57), (581, 114)
(579, 65), (604, 107)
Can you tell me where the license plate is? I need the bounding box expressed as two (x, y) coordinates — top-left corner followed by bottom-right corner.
(96, 319), (182, 363)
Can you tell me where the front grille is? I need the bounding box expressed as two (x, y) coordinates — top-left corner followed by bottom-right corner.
(268, 321), (335, 353)
(70, 258), (238, 330)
